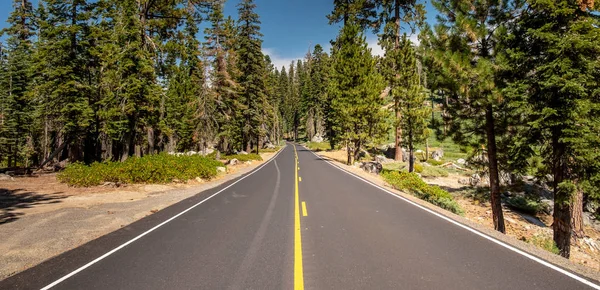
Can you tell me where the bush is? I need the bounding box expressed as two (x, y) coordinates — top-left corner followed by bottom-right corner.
(528, 235), (560, 255)
(58, 153), (224, 187)
(381, 170), (464, 215)
(505, 195), (548, 215)
(421, 166), (450, 178)
(426, 159), (444, 166)
(222, 153), (263, 162)
(305, 141), (331, 151)
(414, 163), (424, 173)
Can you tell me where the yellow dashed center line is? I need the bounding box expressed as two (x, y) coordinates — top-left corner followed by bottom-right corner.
(293, 145), (304, 290)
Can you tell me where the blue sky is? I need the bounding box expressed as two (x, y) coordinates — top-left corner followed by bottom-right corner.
(0, 0), (438, 70)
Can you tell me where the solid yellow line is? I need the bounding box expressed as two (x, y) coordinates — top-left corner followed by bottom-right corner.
(293, 145), (304, 289)
(302, 202), (307, 217)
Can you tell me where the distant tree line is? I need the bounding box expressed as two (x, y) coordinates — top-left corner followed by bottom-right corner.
(0, 0), (286, 167)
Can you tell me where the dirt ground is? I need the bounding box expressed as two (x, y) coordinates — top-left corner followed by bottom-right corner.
(0, 152), (276, 280)
(317, 149), (600, 275)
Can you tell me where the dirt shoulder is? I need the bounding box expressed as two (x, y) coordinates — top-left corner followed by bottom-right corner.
(0, 152), (278, 280)
(314, 149), (600, 283)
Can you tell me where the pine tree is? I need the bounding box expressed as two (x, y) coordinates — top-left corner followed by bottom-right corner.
(329, 21), (387, 164)
(0, 0), (36, 167)
(308, 44), (330, 141)
(237, 0), (268, 153)
(500, 0), (600, 257)
(374, 0), (425, 162)
(328, 0), (378, 29)
(396, 35), (429, 172)
(206, 1), (241, 153)
(429, 0), (520, 234)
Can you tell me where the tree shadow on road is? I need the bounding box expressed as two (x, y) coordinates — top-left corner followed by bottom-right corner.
(0, 188), (66, 225)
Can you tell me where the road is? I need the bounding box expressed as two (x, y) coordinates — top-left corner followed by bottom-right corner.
(1, 143), (598, 289)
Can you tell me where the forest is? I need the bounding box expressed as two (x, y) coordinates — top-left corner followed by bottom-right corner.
(0, 0), (599, 259)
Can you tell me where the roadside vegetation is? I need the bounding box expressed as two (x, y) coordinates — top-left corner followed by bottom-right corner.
(381, 170), (463, 215)
(58, 154), (224, 187)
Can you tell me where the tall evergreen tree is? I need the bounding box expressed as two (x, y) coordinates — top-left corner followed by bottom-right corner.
(396, 35), (429, 172)
(0, 0), (36, 167)
(329, 21), (387, 164)
(501, 0), (600, 257)
(375, 0), (425, 162)
(237, 0), (267, 152)
(429, 0), (521, 233)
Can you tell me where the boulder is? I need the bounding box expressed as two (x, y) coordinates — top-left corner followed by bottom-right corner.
(311, 135), (324, 143)
(0, 174), (14, 181)
(585, 200), (599, 213)
(375, 155), (393, 164)
(186, 151), (197, 156)
(199, 148), (214, 156)
(245, 161), (252, 165)
(359, 162), (383, 175)
(456, 158), (466, 165)
(227, 158), (239, 166)
(470, 174), (481, 186)
(195, 177), (204, 183)
(263, 142), (276, 149)
(238, 151), (248, 155)
(431, 149), (444, 161)
(217, 167), (227, 173)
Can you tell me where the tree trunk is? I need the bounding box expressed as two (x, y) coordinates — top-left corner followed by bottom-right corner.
(551, 129), (571, 258)
(256, 135), (260, 154)
(425, 139), (429, 161)
(353, 140), (362, 163)
(147, 127), (155, 154)
(571, 188), (585, 239)
(346, 141), (353, 165)
(485, 105), (505, 233)
(394, 106), (403, 161)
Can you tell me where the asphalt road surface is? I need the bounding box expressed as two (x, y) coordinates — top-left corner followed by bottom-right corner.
(2, 143), (599, 290)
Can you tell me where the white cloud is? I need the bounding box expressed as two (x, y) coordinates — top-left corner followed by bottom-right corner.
(366, 33), (420, 58)
(262, 48), (302, 71)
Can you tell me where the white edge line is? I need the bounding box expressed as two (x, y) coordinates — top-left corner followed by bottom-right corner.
(302, 145), (600, 290)
(41, 147), (287, 290)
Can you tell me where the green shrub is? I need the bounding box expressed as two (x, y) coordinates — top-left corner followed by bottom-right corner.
(58, 153), (223, 187)
(414, 163), (424, 173)
(528, 235), (560, 255)
(505, 195), (548, 215)
(222, 153), (263, 162)
(381, 170), (464, 215)
(421, 166), (450, 178)
(305, 141), (331, 151)
(426, 159), (444, 166)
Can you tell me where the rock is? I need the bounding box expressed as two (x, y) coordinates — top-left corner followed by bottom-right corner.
(359, 162), (383, 174)
(217, 167), (226, 173)
(470, 174), (481, 186)
(458, 178), (470, 185)
(540, 199), (554, 213)
(457, 158), (466, 165)
(168, 151), (176, 155)
(353, 161), (361, 167)
(585, 200), (599, 213)
(238, 151), (248, 155)
(431, 149), (444, 161)
(375, 155), (393, 164)
(199, 148), (214, 156)
(263, 142), (276, 149)
(195, 177), (204, 183)
(245, 161), (252, 165)
(0, 174), (14, 181)
(311, 135), (324, 143)
(227, 158), (239, 166)
(186, 151), (197, 156)
(101, 182), (117, 188)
